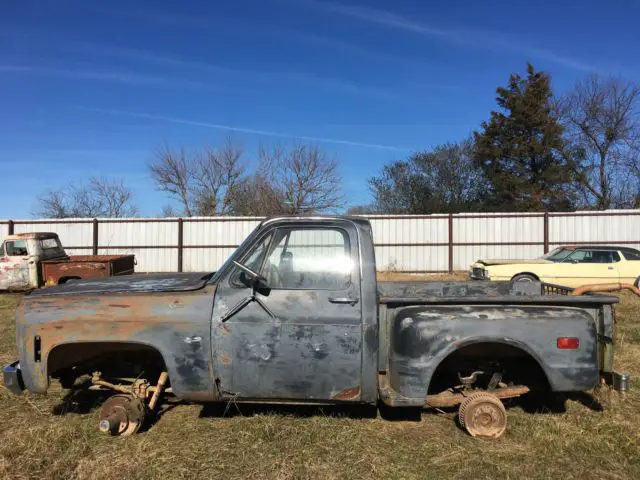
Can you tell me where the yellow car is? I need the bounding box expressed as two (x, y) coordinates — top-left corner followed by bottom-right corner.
(469, 245), (640, 288)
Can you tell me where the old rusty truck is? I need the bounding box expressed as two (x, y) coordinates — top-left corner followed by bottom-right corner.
(2, 216), (630, 438)
(0, 232), (135, 290)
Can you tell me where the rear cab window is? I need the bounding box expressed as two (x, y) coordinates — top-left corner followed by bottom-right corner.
(39, 237), (65, 258)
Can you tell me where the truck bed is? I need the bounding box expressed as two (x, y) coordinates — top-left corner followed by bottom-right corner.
(377, 280), (619, 305)
(40, 254), (135, 286)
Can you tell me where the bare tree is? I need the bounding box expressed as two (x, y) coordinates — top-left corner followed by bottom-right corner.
(369, 139), (487, 214)
(255, 144), (344, 214)
(37, 176), (138, 218)
(150, 144), (194, 216)
(149, 137), (247, 216)
(558, 75), (640, 209)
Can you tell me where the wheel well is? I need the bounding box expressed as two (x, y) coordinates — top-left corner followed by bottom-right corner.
(511, 272), (539, 281)
(58, 276), (81, 284)
(427, 342), (550, 394)
(48, 342), (167, 383)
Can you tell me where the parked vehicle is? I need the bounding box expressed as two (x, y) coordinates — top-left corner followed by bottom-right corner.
(3, 217), (630, 438)
(0, 232), (135, 290)
(470, 245), (640, 287)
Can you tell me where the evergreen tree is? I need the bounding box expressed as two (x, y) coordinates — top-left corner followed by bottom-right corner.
(473, 64), (575, 211)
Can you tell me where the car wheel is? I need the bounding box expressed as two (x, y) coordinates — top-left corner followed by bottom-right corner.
(512, 274), (537, 283)
(635, 276), (640, 288)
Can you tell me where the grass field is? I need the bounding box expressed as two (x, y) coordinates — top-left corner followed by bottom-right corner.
(1, 276), (639, 480)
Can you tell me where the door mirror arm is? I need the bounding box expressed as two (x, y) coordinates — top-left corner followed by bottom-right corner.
(220, 261), (275, 323)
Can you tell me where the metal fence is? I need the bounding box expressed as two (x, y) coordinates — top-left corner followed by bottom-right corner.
(2, 210), (639, 273)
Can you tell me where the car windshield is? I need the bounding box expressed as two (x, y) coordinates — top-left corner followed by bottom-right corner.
(540, 248), (575, 262)
(208, 222), (264, 283)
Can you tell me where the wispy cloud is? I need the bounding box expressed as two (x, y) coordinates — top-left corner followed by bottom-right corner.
(298, 0), (597, 72)
(77, 107), (410, 151)
(71, 42), (400, 100)
(0, 64), (208, 88)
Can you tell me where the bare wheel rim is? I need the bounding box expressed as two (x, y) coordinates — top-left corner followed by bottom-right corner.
(459, 392), (507, 439)
(99, 395), (145, 436)
(515, 276), (535, 283)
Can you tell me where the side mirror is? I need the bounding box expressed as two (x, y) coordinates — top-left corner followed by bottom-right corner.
(233, 261), (270, 291)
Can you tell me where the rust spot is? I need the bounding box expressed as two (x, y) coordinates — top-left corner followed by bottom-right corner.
(220, 323), (231, 334)
(220, 353), (232, 366)
(332, 386), (361, 400)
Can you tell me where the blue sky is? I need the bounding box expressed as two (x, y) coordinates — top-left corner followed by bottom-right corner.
(1, 0), (639, 218)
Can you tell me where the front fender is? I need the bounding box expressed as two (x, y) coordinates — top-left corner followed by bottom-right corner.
(387, 304), (598, 404)
(16, 287), (217, 402)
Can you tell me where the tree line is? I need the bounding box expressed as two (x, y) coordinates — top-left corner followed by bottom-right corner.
(37, 64), (640, 218)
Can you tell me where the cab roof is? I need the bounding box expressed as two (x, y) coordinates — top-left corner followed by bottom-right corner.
(4, 232), (59, 241)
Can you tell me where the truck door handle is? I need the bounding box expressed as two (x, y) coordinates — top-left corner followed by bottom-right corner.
(328, 296), (359, 305)
(608, 266), (614, 270)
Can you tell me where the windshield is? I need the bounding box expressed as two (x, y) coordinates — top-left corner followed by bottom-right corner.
(208, 222), (264, 283)
(540, 247), (575, 262)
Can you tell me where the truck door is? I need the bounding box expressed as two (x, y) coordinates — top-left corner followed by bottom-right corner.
(211, 221), (363, 401)
(0, 240), (31, 290)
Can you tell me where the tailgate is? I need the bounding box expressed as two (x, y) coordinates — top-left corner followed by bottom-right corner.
(109, 255), (135, 276)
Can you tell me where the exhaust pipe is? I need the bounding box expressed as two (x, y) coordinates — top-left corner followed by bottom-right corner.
(571, 283), (640, 297)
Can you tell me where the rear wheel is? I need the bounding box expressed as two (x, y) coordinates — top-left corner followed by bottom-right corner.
(634, 276), (640, 288)
(458, 392), (507, 438)
(512, 274), (537, 283)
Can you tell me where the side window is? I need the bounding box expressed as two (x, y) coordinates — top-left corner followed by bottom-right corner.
(263, 228), (351, 290)
(566, 249), (589, 263)
(5, 240), (28, 256)
(610, 251), (621, 263)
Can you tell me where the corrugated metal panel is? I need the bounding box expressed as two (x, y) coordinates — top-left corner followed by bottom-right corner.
(550, 211), (640, 244)
(11, 220), (93, 248)
(183, 217), (261, 246)
(454, 213), (544, 243)
(374, 246), (449, 271)
(183, 247), (237, 273)
(2, 211), (639, 272)
(369, 216), (449, 244)
(99, 219), (179, 272)
(101, 248), (177, 273)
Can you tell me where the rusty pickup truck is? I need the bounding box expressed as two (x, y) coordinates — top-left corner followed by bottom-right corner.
(2, 216), (630, 438)
(0, 232), (135, 290)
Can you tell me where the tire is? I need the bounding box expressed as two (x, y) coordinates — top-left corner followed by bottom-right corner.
(458, 392), (507, 439)
(635, 276), (640, 288)
(512, 274), (537, 283)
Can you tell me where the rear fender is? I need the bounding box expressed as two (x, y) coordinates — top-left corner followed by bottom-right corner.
(387, 305), (598, 403)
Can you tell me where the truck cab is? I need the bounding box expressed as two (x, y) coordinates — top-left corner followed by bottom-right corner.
(0, 232), (135, 290)
(0, 233), (66, 290)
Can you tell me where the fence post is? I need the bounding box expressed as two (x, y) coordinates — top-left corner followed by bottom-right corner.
(543, 212), (549, 253)
(92, 219), (99, 255)
(448, 214), (454, 274)
(8, 220), (14, 235)
(177, 218), (184, 273)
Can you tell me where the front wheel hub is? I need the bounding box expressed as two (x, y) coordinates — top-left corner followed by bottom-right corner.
(99, 395), (146, 436)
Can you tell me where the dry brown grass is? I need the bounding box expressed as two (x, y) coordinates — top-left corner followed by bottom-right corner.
(1, 278), (640, 480)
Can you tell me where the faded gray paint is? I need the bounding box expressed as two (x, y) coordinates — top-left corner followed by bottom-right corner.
(384, 305), (598, 406)
(6, 215), (620, 408)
